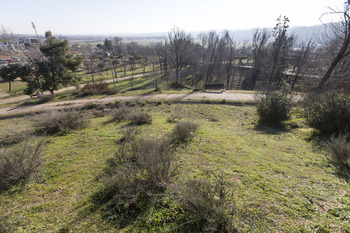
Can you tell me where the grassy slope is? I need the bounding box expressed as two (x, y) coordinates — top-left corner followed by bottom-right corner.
(0, 104), (349, 232)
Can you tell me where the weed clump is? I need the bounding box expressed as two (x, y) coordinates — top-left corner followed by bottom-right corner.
(256, 92), (291, 127)
(170, 120), (198, 142)
(305, 92), (350, 136)
(33, 109), (90, 134)
(167, 112), (182, 123)
(0, 137), (44, 191)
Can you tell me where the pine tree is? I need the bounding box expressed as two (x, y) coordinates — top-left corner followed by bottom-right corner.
(23, 31), (81, 94)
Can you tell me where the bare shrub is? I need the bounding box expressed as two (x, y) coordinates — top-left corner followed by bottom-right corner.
(79, 81), (117, 96)
(0, 137), (44, 191)
(38, 94), (56, 103)
(174, 172), (266, 232)
(328, 135), (350, 168)
(119, 126), (139, 143)
(101, 137), (176, 209)
(0, 128), (33, 146)
(174, 172), (235, 232)
(110, 104), (132, 122)
(170, 120), (198, 142)
(33, 109), (90, 134)
(128, 111), (152, 125)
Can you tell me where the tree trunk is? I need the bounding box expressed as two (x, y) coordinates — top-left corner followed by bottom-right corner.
(318, 54), (344, 89)
(319, 24), (350, 89)
(291, 67), (301, 91)
(8, 81), (11, 92)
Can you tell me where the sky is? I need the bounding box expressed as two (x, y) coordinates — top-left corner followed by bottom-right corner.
(0, 0), (344, 36)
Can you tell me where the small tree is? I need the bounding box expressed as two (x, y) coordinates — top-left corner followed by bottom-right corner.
(256, 92), (292, 126)
(81, 44), (101, 83)
(0, 64), (26, 91)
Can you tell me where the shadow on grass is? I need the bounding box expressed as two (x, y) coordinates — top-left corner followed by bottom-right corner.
(332, 165), (350, 183)
(305, 132), (350, 183)
(304, 131), (329, 149)
(254, 124), (290, 135)
(0, 180), (27, 195)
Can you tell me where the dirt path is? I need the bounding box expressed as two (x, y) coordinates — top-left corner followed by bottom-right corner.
(0, 73), (148, 105)
(0, 91), (256, 116)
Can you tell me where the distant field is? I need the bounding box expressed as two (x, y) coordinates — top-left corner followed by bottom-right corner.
(88, 38), (165, 46)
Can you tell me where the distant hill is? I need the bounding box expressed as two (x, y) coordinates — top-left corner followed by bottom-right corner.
(16, 24), (327, 44)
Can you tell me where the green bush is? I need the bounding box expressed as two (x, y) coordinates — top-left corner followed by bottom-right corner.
(305, 92), (350, 136)
(256, 92), (292, 126)
(328, 135), (350, 168)
(0, 137), (44, 191)
(170, 120), (198, 142)
(33, 109), (90, 134)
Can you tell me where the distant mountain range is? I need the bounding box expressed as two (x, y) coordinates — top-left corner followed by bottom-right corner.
(17, 24), (327, 44)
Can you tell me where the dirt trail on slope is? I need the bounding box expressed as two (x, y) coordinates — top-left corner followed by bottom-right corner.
(0, 73), (148, 105)
(0, 91), (256, 116)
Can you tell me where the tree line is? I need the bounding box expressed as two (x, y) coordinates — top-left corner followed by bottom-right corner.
(2, 2), (350, 95)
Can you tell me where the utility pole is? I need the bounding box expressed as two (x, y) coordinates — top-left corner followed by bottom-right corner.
(31, 22), (40, 44)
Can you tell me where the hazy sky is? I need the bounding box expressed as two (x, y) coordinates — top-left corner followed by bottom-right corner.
(0, 0), (344, 35)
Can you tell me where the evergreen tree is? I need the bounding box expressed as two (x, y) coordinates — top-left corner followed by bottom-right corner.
(266, 16), (294, 90)
(23, 31), (81, 94)
(0, 63), (26, 91)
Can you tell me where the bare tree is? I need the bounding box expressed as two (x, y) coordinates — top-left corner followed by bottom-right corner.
(0, 25), (15, 43)
(166, 27), (194, 84)
(199, 31), (226, 84)
(290, 38), (314, 91)
(222, 31), (237, 89)
(249, 29), (270, 90)
(81, 44), (101, 83)
(318, 2), (350, 89)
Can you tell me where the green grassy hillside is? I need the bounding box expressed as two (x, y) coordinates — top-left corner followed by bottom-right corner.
(0, 103), (349, 232)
